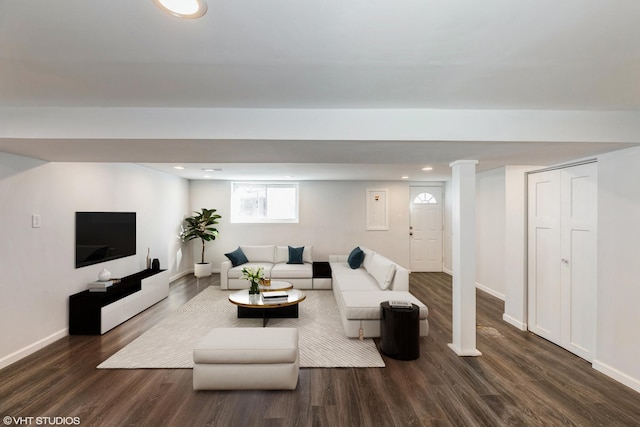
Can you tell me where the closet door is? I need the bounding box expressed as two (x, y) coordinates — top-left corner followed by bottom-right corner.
(527, 163), (597, 362)
(528, 170), (562, 345)
(560, 163), (597, 361)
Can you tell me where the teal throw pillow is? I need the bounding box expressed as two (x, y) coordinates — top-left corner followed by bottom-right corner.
(224, 247), (249, 267)
(288, 246), (304, 264)
(348, 247), (364, 269)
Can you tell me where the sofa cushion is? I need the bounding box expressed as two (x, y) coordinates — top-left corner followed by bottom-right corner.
(331, 263), (377, 290)
(240, 245), (275, 263)
(193, 328), (298, 364)
(227, 262), (274, 279)
(347, 247), (364, 269)
(224, 247), (249, 267)
(341, 291), (428, 320)
(361, 247), (376, 271)
(271, 263), (312, 279)
(366, 253), (397, 290)
(287, 246), (304, 264)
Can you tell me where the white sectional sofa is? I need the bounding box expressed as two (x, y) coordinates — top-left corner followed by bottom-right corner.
(329, 247), (429, 338)
(221, 245), (324, 290)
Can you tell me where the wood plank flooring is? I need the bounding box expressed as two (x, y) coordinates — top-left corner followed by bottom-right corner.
(1, 273), (639, 426)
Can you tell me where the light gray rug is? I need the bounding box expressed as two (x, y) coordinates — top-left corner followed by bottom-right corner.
(98, 287), (385, 369)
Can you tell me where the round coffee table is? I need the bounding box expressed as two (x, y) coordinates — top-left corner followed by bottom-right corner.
(228, 288), (306, 326)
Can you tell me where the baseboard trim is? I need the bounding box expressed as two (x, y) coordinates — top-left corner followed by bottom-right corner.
(593, 360), (640, 394)
(0, 328), (68, 370)
(443, 268), (453, 276)
(170, 270), (193, 282)
(502, 313), (528, 331)
(475, 282), (505, 301)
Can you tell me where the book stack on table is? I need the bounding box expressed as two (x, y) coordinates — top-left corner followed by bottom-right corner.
(88, 280), (114, 292)
(262, 291), (289, 304)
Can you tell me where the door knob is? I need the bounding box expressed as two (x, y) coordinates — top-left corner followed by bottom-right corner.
(561, 258), (569, 264)
(409, 232), (413, 236)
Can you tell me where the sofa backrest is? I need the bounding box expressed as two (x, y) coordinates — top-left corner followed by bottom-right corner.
(240, 245), (275, 263)
(237, 245), (314, 264)
(359, 247), (409, 292)
(275, 246), (313, 264)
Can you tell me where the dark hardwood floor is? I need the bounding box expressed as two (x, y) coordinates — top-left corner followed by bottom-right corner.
(1, 273), (639, 426)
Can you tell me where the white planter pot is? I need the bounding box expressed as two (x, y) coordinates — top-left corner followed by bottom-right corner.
(194, 263), (212, 278)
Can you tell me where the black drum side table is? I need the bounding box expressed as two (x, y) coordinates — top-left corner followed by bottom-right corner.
(380, 301), (420, 360)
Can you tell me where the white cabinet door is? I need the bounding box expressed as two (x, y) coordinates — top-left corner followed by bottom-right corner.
(410, 186), (443, 272)
(141, 270), (169, 307)
(527, 163), (597, 361)
(101, 300), (125, 334)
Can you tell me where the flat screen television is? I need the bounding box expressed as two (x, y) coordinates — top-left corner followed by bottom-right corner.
(75, 212), (136, 268)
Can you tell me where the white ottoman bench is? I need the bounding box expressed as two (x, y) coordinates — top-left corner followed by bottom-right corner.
(193, 327), (299, 390)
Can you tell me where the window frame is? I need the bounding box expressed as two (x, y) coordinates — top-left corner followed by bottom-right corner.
(230, 181), (300, 224)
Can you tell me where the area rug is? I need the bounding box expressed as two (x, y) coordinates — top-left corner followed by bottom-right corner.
(97, 287), (385, 369)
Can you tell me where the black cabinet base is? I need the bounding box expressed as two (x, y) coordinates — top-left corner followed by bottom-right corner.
(237, 304), (299, 327)
(237, 304), (299, 319)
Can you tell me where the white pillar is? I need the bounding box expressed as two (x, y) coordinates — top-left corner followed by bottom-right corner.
(448, 160), (481, 356)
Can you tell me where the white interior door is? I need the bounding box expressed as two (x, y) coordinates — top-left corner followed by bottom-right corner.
(528, 170), (562, 345)
(560, 164), (597, 361)
(527, 163), (597, 361)
(410, 186), (443, 272)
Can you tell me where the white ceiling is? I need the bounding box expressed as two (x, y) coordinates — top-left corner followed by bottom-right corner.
(1, 0), (639, 180)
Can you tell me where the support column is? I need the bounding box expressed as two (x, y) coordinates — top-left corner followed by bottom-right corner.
(448, 160), (481, 356)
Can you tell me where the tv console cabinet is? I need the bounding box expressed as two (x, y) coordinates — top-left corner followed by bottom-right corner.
(69, 269), (169, 335)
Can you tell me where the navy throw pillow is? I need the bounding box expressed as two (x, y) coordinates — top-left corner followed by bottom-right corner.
(348, 247), (364, 269)
(288, 246), (304, 264)
(224, 247), (249, 267)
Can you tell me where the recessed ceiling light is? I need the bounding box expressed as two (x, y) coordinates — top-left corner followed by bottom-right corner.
(202, 168), (223, 172)
(173, 166), (185, 170)
(153, 0), (207, 19)
(401, 176), (410, 180)
(421, 167), (433, 171)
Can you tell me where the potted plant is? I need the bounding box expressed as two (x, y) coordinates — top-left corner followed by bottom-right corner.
(180, 208), (221, 278)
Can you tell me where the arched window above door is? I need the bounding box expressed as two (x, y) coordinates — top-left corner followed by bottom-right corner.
(413, 192), (437, 204)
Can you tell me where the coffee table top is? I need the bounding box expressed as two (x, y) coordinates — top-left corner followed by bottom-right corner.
(229, 289), (306, 309)
(260, 280), (293, 292)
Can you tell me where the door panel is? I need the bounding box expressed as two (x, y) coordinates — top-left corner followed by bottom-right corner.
(561, 164), (597, 361)
(410, 186), (443, 272)
(528, 172), (562, 343)
(528, 163), (596, 362)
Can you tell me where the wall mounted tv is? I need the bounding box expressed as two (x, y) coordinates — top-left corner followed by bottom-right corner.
(75, 212), (136, 268)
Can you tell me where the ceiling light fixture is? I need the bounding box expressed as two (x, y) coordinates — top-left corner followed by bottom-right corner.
(173, 166), (185, 170)
(202, 168), (223, 172)
(153, 0), (207, 18)
(401, 176), (409, 180)
(421, 167), (433, 171)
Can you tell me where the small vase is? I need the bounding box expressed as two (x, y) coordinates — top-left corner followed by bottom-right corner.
(249, 280), (261, 295)
(98, 268), (111, 281)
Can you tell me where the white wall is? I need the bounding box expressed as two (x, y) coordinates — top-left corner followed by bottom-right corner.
(502, 165), (541, 330)
(0, 154), (191, 368)
(188, 180), (411, 269)
(475, 168), (506, 299)
(593, 146), (640, 392)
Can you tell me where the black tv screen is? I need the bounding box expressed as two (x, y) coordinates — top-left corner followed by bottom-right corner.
(75, 212), (136, 268)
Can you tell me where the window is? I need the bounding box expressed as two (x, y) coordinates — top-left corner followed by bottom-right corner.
(231, 182), (299, 223)
(413, 192), (437, 204)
